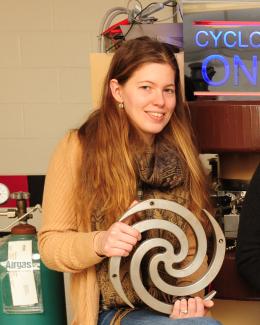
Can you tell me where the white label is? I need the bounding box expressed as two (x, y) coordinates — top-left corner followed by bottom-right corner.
(8, 240), (38, 306)
(8, 240), (32, 261)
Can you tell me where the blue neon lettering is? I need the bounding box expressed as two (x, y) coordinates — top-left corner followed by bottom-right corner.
(195, 30), (260, 49)
(234, 55), (258, 86)
(202, 55), (229, 86)
(209, 31), (223, 47)
(223, 31), (237, 48)
(195, 31), (209, 47)
(249, 31), (260, 48)
(237, 31), (248, 48)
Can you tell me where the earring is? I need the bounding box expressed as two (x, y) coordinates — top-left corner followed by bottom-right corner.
(118, 102), (124, 109)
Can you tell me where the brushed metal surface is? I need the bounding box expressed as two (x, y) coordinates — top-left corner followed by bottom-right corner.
(109, 199), (226, 314)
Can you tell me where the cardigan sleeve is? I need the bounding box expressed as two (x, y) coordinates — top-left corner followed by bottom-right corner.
(236, 163), (260, 290)
(38, 132), (104, 273)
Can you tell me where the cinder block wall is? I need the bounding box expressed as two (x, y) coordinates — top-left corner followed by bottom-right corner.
(0, 0), (173, 175)
(0, 2), (173, 323)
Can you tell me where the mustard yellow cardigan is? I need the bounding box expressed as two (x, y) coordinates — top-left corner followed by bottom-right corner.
(38, 131), (207, 325)
(38, 132), (104, 325)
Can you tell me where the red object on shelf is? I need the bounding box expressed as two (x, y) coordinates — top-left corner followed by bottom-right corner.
(102, 19), (130, 38)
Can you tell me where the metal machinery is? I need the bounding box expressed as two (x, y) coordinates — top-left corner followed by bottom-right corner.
(207, 157), (260, 300)
(98, 0), (180, 53)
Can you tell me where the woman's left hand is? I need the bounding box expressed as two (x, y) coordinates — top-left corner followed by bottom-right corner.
(170, 296), (214, 319)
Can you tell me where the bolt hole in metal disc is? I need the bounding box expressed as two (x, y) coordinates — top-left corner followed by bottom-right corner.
(109, 199), (226, 314)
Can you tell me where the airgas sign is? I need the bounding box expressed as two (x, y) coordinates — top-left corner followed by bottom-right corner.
(6, 260), (34, 271)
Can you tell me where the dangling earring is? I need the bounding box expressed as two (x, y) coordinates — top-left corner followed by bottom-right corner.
(118, 102), (124, 109)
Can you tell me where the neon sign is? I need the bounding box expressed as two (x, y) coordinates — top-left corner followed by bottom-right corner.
(195, 30), (260, 48)
(189, 21), (260, 97)
(201, 54), (258, 87)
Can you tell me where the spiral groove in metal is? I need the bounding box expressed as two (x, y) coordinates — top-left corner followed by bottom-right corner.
(109, 199), (225, 314)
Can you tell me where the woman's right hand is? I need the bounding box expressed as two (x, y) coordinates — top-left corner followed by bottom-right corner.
(170, 296), (214, 319)
(94, 221), (141, 257)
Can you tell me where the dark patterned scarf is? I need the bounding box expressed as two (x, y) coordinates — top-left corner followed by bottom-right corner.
(94, 141), (190, 321)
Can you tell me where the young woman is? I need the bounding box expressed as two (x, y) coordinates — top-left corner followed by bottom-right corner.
(38, 37), (221, 325)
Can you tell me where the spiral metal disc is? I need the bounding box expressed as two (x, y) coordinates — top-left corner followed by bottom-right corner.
(109, 199), (226, 314)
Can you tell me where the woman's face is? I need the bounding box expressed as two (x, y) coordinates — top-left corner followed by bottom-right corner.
(110, 63), (176, 144)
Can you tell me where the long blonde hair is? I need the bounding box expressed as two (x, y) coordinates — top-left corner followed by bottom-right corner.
(77, 36), (211, 227)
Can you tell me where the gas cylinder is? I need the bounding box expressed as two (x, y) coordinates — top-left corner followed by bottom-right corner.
(0, 192), (67, 325)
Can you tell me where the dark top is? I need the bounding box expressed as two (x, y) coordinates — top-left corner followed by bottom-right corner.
(236, 163), (260, 290)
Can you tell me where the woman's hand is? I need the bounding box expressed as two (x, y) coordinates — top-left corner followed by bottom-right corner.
(94, 200), (141, 257)
(94, 221), (141, 257)
(170, 296), (214, 319)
